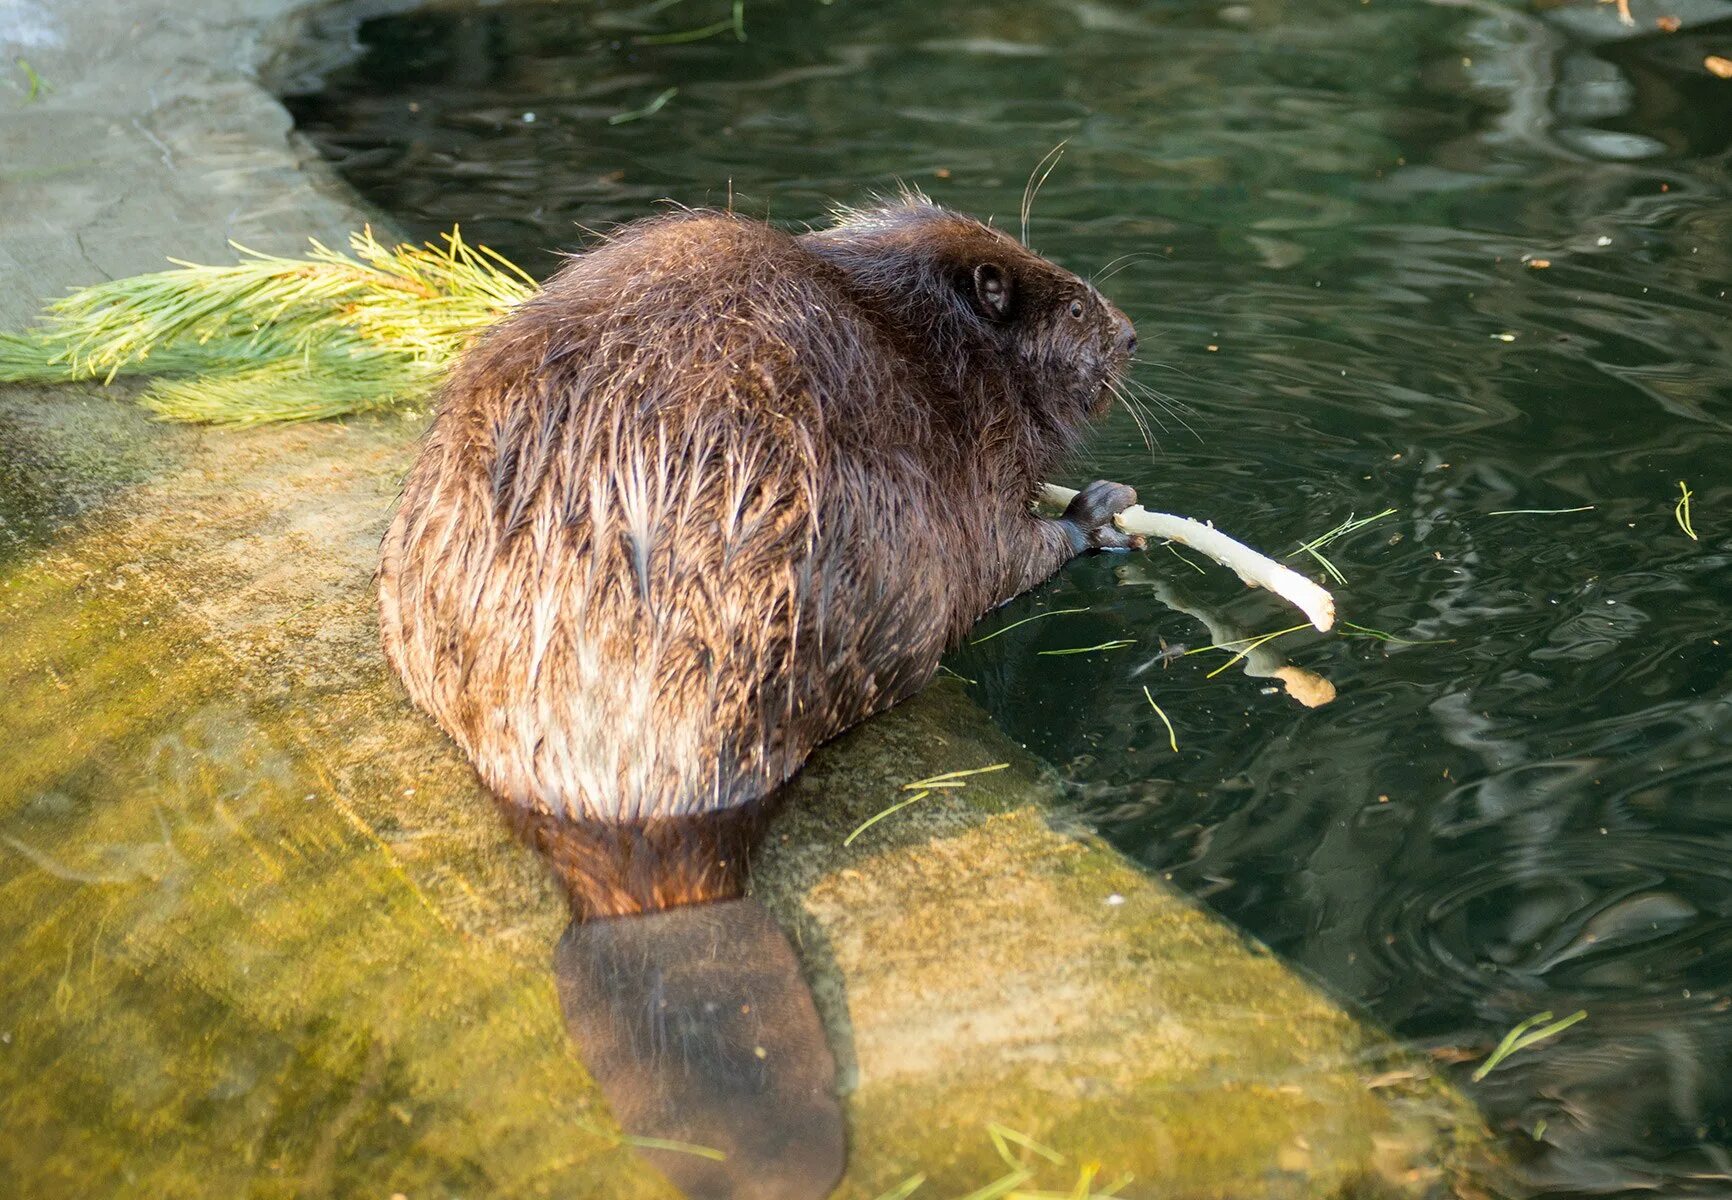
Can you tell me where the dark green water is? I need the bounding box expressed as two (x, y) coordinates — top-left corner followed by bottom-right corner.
(287, 1), (1732, 1193)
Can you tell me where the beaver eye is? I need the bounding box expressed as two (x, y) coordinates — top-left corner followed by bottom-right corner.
(1067, 299), (1086, 320)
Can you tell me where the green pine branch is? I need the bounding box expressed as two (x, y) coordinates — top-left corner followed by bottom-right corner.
(0, 226), (536, 425)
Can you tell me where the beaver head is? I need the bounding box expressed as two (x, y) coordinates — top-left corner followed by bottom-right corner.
(799, 194), (1137, 434)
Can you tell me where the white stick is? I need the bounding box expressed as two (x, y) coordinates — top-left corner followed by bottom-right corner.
(1040, 483), (1336, 633)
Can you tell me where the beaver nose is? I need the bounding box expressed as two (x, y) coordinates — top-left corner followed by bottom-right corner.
(1114, 314), (1137, 358)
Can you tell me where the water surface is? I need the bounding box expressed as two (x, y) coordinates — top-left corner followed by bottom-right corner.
(288, 2), (1732, 1192)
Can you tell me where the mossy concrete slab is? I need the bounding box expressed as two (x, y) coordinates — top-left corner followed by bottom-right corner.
(0, 387), (1485, 1199)
(2, 0), (1490, 1195)
(761, 687), (1484, 1198)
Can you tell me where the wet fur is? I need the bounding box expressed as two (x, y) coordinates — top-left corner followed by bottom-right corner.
(378, 195), (1133, 915)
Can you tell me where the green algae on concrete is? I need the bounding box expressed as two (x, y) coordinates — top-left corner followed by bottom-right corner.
(758, 685), (1485, 1200)
(0, 394), (676, 1200)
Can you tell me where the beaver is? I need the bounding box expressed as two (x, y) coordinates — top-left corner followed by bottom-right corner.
(378, 193), (1139, 907)
(376, 192), (1140, 1196)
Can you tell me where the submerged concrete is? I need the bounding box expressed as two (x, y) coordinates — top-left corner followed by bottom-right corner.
(0, 1), (1488, 1196)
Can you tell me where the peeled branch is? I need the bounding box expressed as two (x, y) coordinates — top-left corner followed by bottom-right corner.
(1040, 483), (1336, 633)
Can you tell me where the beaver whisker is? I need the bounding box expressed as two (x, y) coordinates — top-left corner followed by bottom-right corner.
(1123, 375), (1206, 443)
(1108, 379), (1160, 455)
(1092, 251), (1156, 284)
(1020, 141), (1068, 248)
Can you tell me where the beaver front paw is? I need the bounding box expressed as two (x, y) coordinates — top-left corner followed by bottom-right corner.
(1060, 479), (1146, 554)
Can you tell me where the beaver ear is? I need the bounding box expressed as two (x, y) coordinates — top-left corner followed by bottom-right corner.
(972, 263), (1013, 321)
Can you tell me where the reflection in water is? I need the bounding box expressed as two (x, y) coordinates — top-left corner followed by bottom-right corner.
(288, 0), (1732, 1194)
(554, 898), (844, 1200)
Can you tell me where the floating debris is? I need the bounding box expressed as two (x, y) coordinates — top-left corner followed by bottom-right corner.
(970, 606), (1089, 645)
(1339, 621), (1454, 646)
(1290, 508), (1396, 586)
(1142, 686), (1178, 752)
(843, 763), (1008, 846)
(1486, 505), (1595, 516)
(14, 57), (44, 104)
(1472, 1010), (1587, 1082)
(608, 86), (679, 125)
(1676, 480), (1699, 541)
(1038, 639), (1137, 657)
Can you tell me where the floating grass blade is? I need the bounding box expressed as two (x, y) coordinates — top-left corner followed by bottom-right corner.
(1471, 1009), (1587, 1082)
(1676, 480), (1698, 541)
(970, 606), (1089, 645)
(1486, 505), (1595, 516)
(1141, 687), (1178, 752)
(609, 86), (679, 125)
(1289, 507), (1396, 585)
(870, 1175), (927, 1200)
(1338, 621), (1454, 646)
(618, 1134), (727, 1161)
(1037, 639), (1135, 657)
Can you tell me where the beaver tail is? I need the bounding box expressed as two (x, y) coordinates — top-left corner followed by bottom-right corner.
(519, 801), (846, 1199)
(499, 799), (774, 921)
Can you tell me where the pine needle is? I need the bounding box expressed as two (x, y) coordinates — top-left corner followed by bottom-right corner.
(1676, 480), (1698, 541)
(609, 86), (679, 125)
(843, 791), (931, 846)
(903, 763), (1009, 790)
(1338, 621), (1454, 646)
(871, 1176), (927, 1200)
(956, 1170), (1035, 1200)
(988, 1124), (1065, 1168)
(843, 763), (1008, 846)
(1163, 541), (1207, 574)
(1183, 622), (1310, 678)
(1, 226), (534, 424)
(618, 1133), (727, 1161)
(970, 606), (1089, 645)
(1486, 505), (1595, 517)
(1289, 508), (1396, 585)
(1471, 1010), (1586, 1082)
(636, 0), (746, 43)
(1036, 639), (1135, 657)
(1141, 687), (1178, 752)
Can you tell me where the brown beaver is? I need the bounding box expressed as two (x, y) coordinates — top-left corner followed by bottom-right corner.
(378, 193), (1139, 910)
(376, 192), (1139, 1197)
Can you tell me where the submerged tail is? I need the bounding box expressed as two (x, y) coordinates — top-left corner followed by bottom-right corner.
(503, 801), (845, 1198)
(554, 898), (846, 1200)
